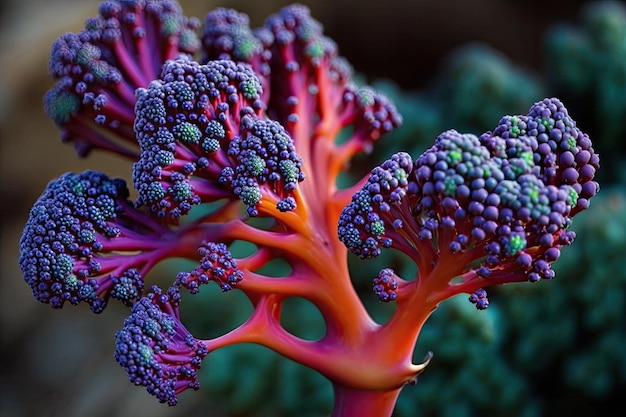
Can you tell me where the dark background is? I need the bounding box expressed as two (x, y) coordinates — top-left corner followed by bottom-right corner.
(0, 0), (600, 416)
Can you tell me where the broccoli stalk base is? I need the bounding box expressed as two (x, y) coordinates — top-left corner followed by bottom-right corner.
(331, 385), (404, 417)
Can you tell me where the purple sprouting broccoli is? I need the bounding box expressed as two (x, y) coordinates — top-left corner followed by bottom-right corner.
(44, 0), (201, 158)
(339, 97), (600, 309)
(18, 170), (208, 312)
(114, 285), (208, 405)
(22, 1), (602, 416)
(131, 56), (304, 222)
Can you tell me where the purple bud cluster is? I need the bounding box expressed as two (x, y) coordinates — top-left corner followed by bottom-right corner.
(18, 171), (151, 312)
(338, 152), (414, 258)
(132, 56), (304, 221)
(338, 98), (600, 301)
(468, 288), (489, 310)
(44, 0), (201, 157)
(174, 241), (243, 292)
(200, 4), (402, 147)
(114, 286), (208, 406)
(340, 86), (404, 148)
(201, 8), (271, 95)
(372, 268), (399, 302)
(223, 115), (305, 216)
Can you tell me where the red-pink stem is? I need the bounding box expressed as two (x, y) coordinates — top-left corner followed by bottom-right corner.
(331, 384), (403, 417)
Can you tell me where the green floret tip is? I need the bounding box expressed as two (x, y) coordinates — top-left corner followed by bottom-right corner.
(279, 160), (299, 183)
(173, 121), (202, 144)
(358, 88), (376, 107)
(566, 186), (579, 206)
(45, 89), (80, 124)
(447, 149), (463, 165)
(147, 182), (166, 202)
(371, 220), (385, 237)
(53, 253), (74, 280)
(78, 229), (96, 244)
(155, 150), (175, 166)
(170, 181), (193, 201)
(240, 78), (261, 100)
(521, 151), (534, 166)
(234, 38), (258, 61)
(395, 168), (408, 182)
(160, 15), (180, 38)
(305, 40), (326, 58)
(566, 135), (577, 149)
(245, 154), (266, 176)
(179, 28), (201, 52)
(240, 185), (262, 207)
(75, 43), (101, 66)
(355, 190), (372, 212)
(206, 119), (226, 139)
(137, 344), (154, 366)
(64, 274), (79, 291)
(172, 81), (195, 103)
(510, 116), (521, 137)
(505, 234), (527, 256)
(540, 118), (553, 129)
(443, 177), (458, 196)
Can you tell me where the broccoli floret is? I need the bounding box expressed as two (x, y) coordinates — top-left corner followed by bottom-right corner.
(224, 115), (305, 216)
(174, 241), (243, 292)
(201, 7), (270, 97)
(44, 0), (201, 158)
(132, 56), (303, 221)
(114, 285), (208, 405)
(339, 98), (600, 308)
(18, 170), (176, 312)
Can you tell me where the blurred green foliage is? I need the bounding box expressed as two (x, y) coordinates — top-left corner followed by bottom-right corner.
(545, 0), (626, 184)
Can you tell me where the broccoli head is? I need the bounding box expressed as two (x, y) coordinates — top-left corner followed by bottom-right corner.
(339, 97), (600, 307)
(44, 0), (201, 158)
(19, 170), (184, 312)
(114, 285), (208, 405)
(132, 56), (304, 222)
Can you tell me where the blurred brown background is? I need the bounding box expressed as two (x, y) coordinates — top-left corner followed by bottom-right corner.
(0, 0), (585, 416)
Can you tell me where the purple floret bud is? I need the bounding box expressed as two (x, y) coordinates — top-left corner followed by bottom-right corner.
(373, 268), (400, 302)
(469, 288), (489, 310)
(19, 170), (173, 312)
(174, 241), (243, 292)
(201, 8), (271, 98)
(222, 115), (305, 216)
(338, 152), (413, 258)
(114, 286), (208, 406)
(45, 0), (201, 158)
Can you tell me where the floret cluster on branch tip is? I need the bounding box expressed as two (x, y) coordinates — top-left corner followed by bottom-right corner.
(339, 97), (599, 308)
(18, 171), (155, 312)
(44, 0), (201, 158)
(114, 285), (208, 406)
(131, 56), (304, 222)
(174, 241), (243, 292)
